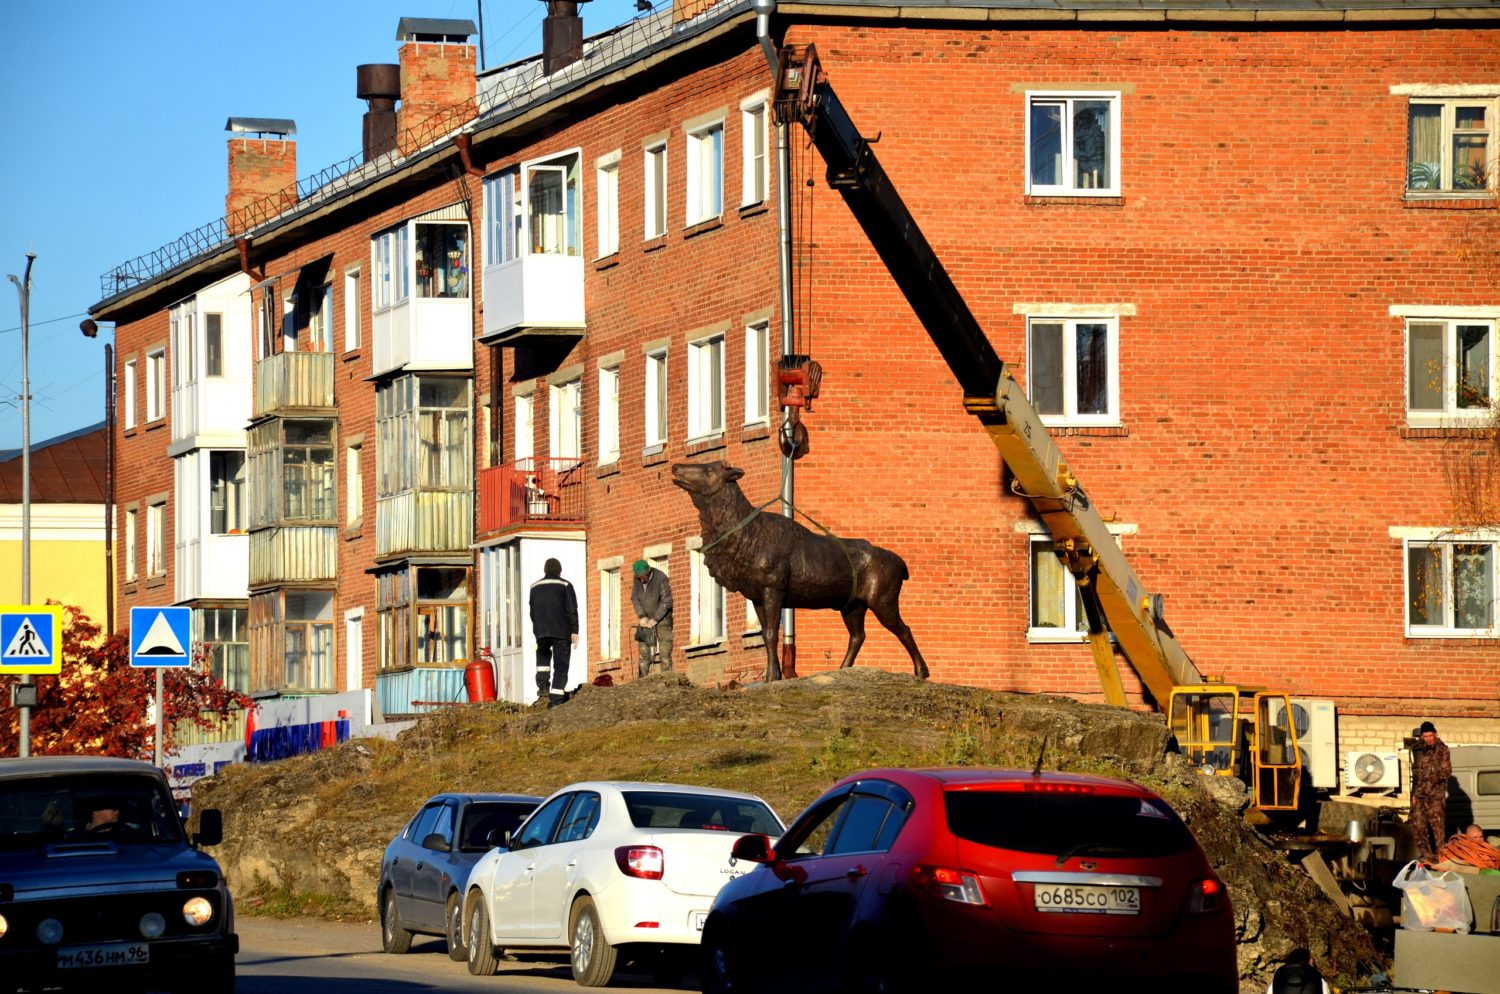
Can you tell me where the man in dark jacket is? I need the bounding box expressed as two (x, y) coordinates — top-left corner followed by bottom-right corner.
(630, 559), (673, 676)
(1411, 719), (1452, 860)
(1266, 948), (1328, 994)
(529, 558), (578, 708)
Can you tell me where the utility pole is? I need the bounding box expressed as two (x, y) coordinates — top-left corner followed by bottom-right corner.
(8, 252), (36, 758)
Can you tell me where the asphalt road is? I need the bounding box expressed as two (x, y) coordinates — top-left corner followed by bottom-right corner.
(236, 916), (694, 994)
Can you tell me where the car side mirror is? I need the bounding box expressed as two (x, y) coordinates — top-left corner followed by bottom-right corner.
(193, 808), (223, 848)
(731, 833), (773, 864)
(422, 832), (450, 853)
(487, 828), (512, 849)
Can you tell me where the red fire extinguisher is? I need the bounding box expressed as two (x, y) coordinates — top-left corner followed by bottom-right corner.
(465, 653), (497, 703)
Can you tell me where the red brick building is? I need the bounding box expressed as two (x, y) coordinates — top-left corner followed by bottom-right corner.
(92, 1), (1500, 777)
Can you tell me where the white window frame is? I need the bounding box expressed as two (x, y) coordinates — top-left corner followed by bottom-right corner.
(685, 116), (725, 226)
(205, 313), (224, 377)
(598, 364), (620, 465)
(1025, 315), (1121, 426)
(372, 224), (410, 311)
(644, 347), (668, 448)
(344, 266), (362, 352)
(513, 392), (534, 465)
(1024, 91), (1122, 197)
(644, 139), (668, 240)
(596, 151), (620, 259)
(1027, 535), (1088, 642)
(123, 359), (137, 430)
(484, 169), (522, 266)
(689, 544), (726, 646)
(170, 304), (196, 389)
(599, 564), (621, 661)
(741, 93), (769, 207)
(146, 348), (166, 422)
(1402, 532), (1498, 638)
(1402, 312), (1497, 426)
(346, 441), (363, 525)
(549, 376), (582, 465)
(744, 319), (770, 426)
(688, 330), (725, 441)
(124, 507), (137, 581)
(1404, 94), (1499, 195)
(146, 501), (166, 578)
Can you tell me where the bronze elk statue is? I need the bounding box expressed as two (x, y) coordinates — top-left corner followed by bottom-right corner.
(671, 461), (929, 682)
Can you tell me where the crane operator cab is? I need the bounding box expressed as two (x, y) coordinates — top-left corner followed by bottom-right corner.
(1169, 684), (1303, 816)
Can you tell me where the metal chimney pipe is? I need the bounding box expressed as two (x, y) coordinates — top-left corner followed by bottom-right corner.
(357, 63), (401, 162)
(539, 0), (591, 76)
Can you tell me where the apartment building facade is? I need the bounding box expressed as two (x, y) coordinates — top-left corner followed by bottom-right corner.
(93, 1), (1500, 752)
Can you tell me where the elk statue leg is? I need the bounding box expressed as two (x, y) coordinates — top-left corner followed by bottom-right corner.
(868, 595), (929, 680)
(838, 602), (868, 669)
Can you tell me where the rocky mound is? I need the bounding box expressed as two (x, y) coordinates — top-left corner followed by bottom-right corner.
(193, 668), (1382, 988)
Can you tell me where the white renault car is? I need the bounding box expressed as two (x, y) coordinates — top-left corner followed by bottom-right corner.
(462, 780), (783, 986)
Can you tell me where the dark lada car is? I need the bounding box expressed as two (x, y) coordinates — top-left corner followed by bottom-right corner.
(0, 756), (237, 993)
(378, 791), (540, 961)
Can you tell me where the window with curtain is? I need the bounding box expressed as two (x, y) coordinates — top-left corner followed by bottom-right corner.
(1407, 539), (1497, 636)
(377, 375), (471, 493)
(688, 332), (725, 439)
(598, 365), (620, 465)
(690, 546), (726, 645)
(600, 565), (621, 660)
(645, 142), (667, 239)
(1408, 98), (1497, 193)
(526, 155), (581, 257)
(686, 120), (724, 225)
(197, 606), (249, 693)
(1027, 317), (1119, 425)
(742, 98), (768, 207)
(1406, 318), (1495, 424)
(1027, 93), (1120, 196)
(414, 223), (469, 298)
(596, 156), (620, 258)
(1029, 537), (1088, 640)
(744, 321), (769, 425)
(416, 567), (469, 664)
(550, 377), (582, 466)
(645, 349), (668, 447)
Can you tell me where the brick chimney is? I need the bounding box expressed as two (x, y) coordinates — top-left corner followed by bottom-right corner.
(538, 0), (590, 76)
(674, 0), (727, 23)
(395, 17), (477, 155)
(357, 63), (401, 163)
(224, 118), (297, 235)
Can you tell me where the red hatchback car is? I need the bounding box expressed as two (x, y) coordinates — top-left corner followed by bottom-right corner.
(700, 768), (1236, 994)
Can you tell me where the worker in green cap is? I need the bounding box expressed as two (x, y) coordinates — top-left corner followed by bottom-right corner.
(630, 559), (674, 677)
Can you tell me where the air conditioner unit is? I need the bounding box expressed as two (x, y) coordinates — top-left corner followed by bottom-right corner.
(1290, 698), (1338, 789)
(1344, 751), (1401, 790)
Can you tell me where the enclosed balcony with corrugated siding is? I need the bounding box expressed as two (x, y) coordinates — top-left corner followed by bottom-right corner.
(254, 351), (335, 417)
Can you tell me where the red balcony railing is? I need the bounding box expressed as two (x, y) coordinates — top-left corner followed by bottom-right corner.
(478, 458), (587, 533)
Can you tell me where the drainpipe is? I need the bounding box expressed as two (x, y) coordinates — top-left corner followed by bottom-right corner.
(753, 0), (795, 681)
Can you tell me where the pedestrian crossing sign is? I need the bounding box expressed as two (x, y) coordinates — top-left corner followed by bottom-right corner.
(130, 606), (193, 669)
(0, 606), (63, 675)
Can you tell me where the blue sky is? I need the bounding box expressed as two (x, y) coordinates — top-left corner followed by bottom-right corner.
(0, 0), (650, 451)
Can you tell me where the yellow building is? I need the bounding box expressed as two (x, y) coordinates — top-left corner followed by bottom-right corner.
(0, 424), (110, 630)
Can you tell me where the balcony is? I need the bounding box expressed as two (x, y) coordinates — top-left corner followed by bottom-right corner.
(254, 352), (334, 417)
(249, 525), (338, 587)
(478, 459), (586, 534)
(376, 489), (474, 558)
(480, 256), (585, 347)
(372, 297), (473, 377)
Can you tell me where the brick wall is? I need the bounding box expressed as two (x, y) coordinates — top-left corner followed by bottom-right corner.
(226, 139), (296, 235)
(113, 311), (176, 625)
(397, 43), (475, 154)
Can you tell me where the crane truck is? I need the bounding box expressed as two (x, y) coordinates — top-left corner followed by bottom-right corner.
(768, 40), (1302, 816)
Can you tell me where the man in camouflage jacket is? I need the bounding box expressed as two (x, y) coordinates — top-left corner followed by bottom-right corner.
(1410, 720), (1452, 860)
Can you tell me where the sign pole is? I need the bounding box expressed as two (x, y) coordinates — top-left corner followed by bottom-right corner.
(9, 254), (36, 758)
(154, 668), (164, 768)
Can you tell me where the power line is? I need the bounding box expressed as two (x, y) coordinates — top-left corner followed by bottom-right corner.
(0, 311), (89, 335)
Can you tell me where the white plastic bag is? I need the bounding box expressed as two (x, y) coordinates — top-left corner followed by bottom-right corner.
(1392, 860), (1472, 932)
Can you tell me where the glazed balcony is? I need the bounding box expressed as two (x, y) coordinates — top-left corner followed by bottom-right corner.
(477, 459), (586, 534)
(479, 255), (586, 347)
(253, 351), (334, 417)
(376, 489), (474, 558)
(248, 525), (338, 586)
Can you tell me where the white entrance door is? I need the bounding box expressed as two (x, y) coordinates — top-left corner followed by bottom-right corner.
(344, 608), (364, 691)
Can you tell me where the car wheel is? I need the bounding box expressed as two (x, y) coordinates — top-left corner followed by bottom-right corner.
(569, 896), (618, 987)
(465, 895), (500, 976)
(175, 953), (236, 993)
(380, 888), (413, 954)
(701, 919), (745, 994)
(445, 892), (466, 962)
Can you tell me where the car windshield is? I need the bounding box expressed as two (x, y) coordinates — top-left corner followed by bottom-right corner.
(945, 789), (1196, 858)
(0, 773), (184, 851)
(622, 790), (782, 834)
(459, 801), (536, 852)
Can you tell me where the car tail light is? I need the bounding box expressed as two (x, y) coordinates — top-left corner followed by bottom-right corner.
(615, 845), (665, 880)
(1185, 877), (1225, 915)
(1020, 782), (1096, 794)
(177, 870), (218, 889)
(911, 865), (988, 906)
